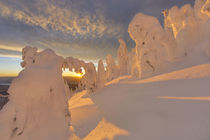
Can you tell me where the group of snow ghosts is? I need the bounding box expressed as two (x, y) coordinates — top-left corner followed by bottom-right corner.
(1, 0), (209, 139)
(21, 0), (210, 94)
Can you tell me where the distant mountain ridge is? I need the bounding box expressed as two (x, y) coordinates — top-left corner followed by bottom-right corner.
(0, 77), (15, 85)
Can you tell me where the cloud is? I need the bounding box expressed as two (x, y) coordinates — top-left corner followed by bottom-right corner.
(33, 37), (119, 61)
(0, 44), (22, 52)
(0, 48), (21, 58)
(0, 0), (123, 38)
(0, 0), (194, 62)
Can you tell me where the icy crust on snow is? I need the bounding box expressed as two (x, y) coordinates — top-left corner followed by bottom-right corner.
(0, 48), (71, 140)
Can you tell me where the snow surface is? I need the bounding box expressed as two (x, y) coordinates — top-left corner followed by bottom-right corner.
(69, 63), (210, 140)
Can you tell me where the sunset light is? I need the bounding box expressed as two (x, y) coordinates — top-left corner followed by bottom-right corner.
(1, 0), (210, 140)
(62, 69), (83, 77)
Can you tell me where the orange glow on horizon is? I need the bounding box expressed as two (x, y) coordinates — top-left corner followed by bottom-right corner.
(62, 69), (83, 78)
(0, 72), (19, 77)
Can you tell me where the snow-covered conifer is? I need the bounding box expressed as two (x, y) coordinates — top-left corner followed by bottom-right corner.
(106, 54), (119, 81)
(97, 60), (106, 88)
(117, 39), (128, 75)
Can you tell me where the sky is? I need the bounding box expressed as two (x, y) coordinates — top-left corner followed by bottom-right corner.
(0, 0), (194, 76)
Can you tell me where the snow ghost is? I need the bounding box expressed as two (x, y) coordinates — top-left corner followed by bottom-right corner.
(164, 0), (210, 62)
(97, 60), (107, 88)
(117, 39), (129, 75)
(128, 13), (171, 78)
(0, 47), (71, 140)
(106, 54), (119, 81)
(79, 62), (97, 93)
(164, 4), (196, 39)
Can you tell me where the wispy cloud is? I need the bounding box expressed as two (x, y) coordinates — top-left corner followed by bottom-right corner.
(0, 48), (21, 58)
(0, 44), (22, 52)
(0, 0), (122, 38)
(0, 0), (194, 62)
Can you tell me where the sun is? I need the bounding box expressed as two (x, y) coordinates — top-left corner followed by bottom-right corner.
(62, 69), (84, 77)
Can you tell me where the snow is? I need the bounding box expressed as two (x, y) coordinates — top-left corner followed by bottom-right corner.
(164, 0), (210, 61)
(68, 1), (210, 138)
(127, 0), (210, 79)
(0, 0), (210, 140)
(20, 46), (37, 68)
(0, 48), (71, 140)
(97, 60), (107, 88)
(117, 39), (128, 76)
(128, 13), (174, 79)
(106, 54), (119, 81)
(69, 63), (210, 140)
(80, 62), (97, 93)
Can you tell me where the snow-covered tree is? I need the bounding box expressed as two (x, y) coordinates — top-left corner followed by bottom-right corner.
(117, 39), (128, 75)
(106, 54), (119, 81)
(163, 0), (210, 61)
(0, 47), (71, 140)
(79, 62), (97, 93)
(65, 57), (85, 73)
(128, 13), (172, 78)
(97, 60), (107, 88)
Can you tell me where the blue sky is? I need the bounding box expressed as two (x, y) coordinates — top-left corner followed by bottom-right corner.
(0, 57), (22, 76)
(0, 0), (194, 76)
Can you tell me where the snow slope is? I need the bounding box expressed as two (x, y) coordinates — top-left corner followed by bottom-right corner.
(69, 63), (210, 140)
